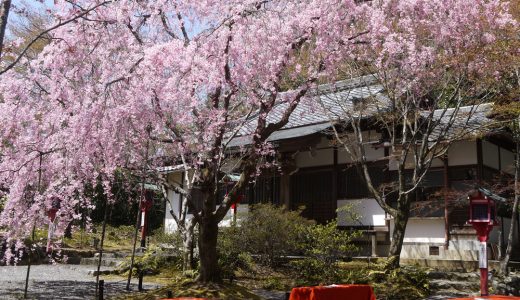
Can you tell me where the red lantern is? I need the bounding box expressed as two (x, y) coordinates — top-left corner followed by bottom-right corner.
(46, 198), (61, 253)
(468, 189), (500, 297)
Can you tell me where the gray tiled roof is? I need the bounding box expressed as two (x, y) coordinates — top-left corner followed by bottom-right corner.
(429, 103), (493, 141)
(230, 75), (387, 146)
(229, 74), (494, 147)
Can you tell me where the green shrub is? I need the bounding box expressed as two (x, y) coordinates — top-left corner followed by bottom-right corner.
(217, 204), (312, 279)
(291, 221), (361, 285)
(262, 276), (287, 290)
(218, 226), (254, 280)
(239, 203), (313, 266)
(340, 259), (430, 299)
(151, 227), (183, 247)
(117, 244), (182, 276)
(371, 264), (430, 300)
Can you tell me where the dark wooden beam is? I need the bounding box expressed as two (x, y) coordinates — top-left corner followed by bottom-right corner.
(477, 139), (483, 183)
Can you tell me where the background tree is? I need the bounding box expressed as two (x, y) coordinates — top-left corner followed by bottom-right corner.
(319, 0), (516, 267)
(3, 9), (50, 66)
(0, 0), (11, 57)
(0, 0), (110, 74)
(491, 80), (520, 275)
(472, 0), (520, 273)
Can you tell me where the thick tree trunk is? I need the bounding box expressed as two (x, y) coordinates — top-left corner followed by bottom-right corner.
(189, 224), (197, 270)
(501, 138), (520, 275)
(387, 197), (411, 269)
(198, 217), (220, 282)
(181, 230), (190, 272)
(181, 223), (195, 272)
(0, 0), (11, 58)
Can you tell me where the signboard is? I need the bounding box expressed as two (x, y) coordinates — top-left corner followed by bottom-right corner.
(479, 242), (487, 269)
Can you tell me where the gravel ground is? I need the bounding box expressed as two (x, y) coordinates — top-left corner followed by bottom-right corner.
(0, 264), (161, 299)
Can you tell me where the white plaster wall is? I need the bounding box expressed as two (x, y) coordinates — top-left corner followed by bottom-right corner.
(316, 136), (334, 148)
(163, 171), (198, 234)
(388, 151), (444, 171)
(400, 243), (479, 260)
(482, 140), (499, 169)
(448, 140), (477, 166)
(219, 204), (249, 227)
(293, 135), (389, 167)
(337, 147), (353, 164)
(295, 148), (333, 168)
(164, 188), (181, 233)
(500, 148), (515, 175)
(339, 130), (381, 143)
(164, 172), (182, 233)
(337, 199), (386, 227)
(336, 131), (383, 164)
(337, 145), (385, 164)
(389, 218), (445, 243)
(400, 218), (516, 261)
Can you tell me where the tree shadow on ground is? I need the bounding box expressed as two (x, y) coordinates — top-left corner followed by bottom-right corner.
(4, 280), (160, 299)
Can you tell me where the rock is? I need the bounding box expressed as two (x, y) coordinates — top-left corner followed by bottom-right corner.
(491, 272), (520, 296)
(88, 269), (116, 276)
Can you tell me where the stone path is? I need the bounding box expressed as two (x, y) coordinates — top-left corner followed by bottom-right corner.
(0, 264), (160, 299)
(251, 289), (287, 300)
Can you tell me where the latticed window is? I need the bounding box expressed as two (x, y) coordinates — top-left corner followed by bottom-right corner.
(245, 176), (281, 205)
(291, 168), (335, 223)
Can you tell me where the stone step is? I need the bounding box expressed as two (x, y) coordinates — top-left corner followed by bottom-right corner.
(427, 271), (480, 281)
(430, 279), (480, 292)
(425, 290), (477, 300)
(80, 257), (123, 267)
(88, 269), (119, 276)
(93, 251), (129, 258)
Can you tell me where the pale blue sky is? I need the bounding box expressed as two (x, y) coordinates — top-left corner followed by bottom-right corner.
(7, 1), (205, 40)
(6, 0), (53, 38)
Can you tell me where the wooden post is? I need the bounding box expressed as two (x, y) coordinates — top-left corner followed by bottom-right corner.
(98, 279), (104, 300)
(127, 138), (150, 290)
(95, 201), (110, 298)
(138, 270), (144, 291)
(24, 153), (42, 299)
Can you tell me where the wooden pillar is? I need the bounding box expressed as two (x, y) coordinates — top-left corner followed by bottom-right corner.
(281, 174), (291, 209)
(443, 155), (450, 249)
(371, 231), (377, 257)
(477, 139), (483, 183)
(280, 153), (293, 209)
(332, 146), (338, 220)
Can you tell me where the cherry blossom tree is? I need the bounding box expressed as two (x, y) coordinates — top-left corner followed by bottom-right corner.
(0, 0), (515, 282)
(320, 0), (517, 268)
(0, 0), (351, 282)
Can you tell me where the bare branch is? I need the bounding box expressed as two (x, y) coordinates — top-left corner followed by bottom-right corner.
(159, 10), (178, 39)
(176, 13), (190, 45)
